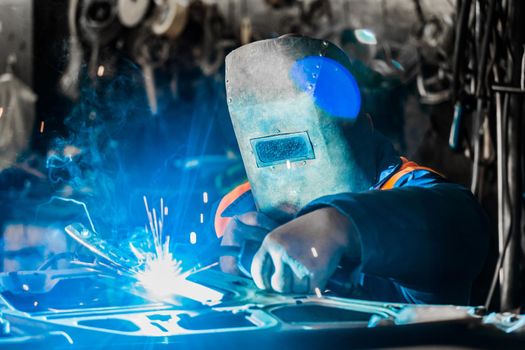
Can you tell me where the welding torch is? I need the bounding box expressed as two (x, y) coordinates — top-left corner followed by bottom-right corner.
(63, 223), (224, 305)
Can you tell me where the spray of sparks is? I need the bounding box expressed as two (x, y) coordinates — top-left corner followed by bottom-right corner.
(131, 196), (222, 304)
(132, 196), (191, 301)
(133, 196), (184, 299)
(57, 195), (221, 304)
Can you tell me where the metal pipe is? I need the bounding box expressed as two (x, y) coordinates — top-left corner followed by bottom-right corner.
(470, 0), (497, 195)
(499, 0), (524, 309)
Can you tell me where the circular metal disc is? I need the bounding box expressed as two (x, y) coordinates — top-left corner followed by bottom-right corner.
(117, 0), (150, 27)
(151, 0), (188, 38)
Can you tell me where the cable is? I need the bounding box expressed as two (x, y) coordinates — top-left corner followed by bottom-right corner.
(485, 75), (509, 309)
(470, 0), (497, 195)
(452, 0), (472, 101)
(37, 252), (77, 271)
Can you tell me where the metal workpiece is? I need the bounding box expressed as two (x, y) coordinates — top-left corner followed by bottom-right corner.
(225, 36), (375, 222)
(0, 268), (390, 341)
(0, 268), (524, 349)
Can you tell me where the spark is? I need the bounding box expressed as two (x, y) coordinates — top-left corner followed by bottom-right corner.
(311, 247), (318, 258)
(199, 213), (204, 224)
(135, 196), (187, 299)
(22, 284), (29, 291)
(314, 287), (323, 298)
(160, 198), (164, 224)
(97, 65), (105, 77)
(134, 244), (188, 300)
(190, 231), (197, 244)
(129, 242), (145, 260)
(202, 192), (208, 204)
(33, 301), (38, 307)
(286, 160), (291, 169)
(134, 239), (221, 304)
(39, 121), (45, 133)
(132, 197), (222, 304)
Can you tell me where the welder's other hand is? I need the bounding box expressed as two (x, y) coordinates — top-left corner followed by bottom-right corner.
(220, 212), (279, 275)
(251, 207), (357, 294)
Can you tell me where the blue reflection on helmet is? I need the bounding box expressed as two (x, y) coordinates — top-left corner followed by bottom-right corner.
(290, 56), (361, 120)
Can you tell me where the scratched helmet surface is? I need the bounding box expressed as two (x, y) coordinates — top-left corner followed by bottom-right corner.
(225, 35), (375, 222)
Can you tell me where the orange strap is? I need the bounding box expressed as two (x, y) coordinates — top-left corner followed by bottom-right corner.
(214, 181), (251, 238)
(380, 157), (443, 190)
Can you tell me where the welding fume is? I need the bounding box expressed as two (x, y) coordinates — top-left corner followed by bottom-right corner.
(0, 0), (524, 349)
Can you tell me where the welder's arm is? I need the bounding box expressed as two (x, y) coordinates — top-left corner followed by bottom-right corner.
(300, 182), (490, 296)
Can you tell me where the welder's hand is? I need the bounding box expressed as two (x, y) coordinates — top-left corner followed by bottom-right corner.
(220, 212), (279, 275)
(251, 207), (359, 294)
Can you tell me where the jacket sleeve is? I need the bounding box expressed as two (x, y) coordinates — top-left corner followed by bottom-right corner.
(299, 172), (490, 297)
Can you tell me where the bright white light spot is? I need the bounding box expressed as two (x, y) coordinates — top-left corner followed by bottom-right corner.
(203, 192), (208, 204)
(22, 284), (29, 291)
(200, 213), (204, 224)
(33, 301), (38, 307)
(164, 206), (169, 216)
(39, 121), (45, 133)
(286, 160), (291, 169)
(97, 65), (105, 77)
(134, 198), (222, 305)
(135, 253), (222, 304)
(185, 159), (199, 168)
(135, 255), (185, 300)
(190, 231), (197, 244)
(173, 279), (223, 304)
(355, 29), (377, 45)
(314, 287), (322, 298)
(311, 247), (318, 258)
(0, 107), (3, 119)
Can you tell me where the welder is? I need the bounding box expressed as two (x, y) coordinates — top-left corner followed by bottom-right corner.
(214, 35), (489, 305)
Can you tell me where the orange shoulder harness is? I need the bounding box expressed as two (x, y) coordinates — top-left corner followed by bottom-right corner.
(380, 157), (443, 190)
(214, 181), (251, 238)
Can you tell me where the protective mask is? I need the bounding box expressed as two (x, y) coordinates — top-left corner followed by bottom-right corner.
(225, 35), (374, 222)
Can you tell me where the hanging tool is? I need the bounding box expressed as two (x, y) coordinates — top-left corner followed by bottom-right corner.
(132, 31), (170, 114)
(79, 0), (122, 79)
(59, 0), (83, 100)
(150, 0), (189, 39)
(0, 54), (37, 171)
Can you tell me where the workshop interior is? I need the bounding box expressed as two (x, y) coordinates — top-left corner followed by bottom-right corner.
(0, 0), (524, 348)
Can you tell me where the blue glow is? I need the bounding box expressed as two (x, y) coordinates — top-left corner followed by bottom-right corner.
(290, 56), (361, 120)
(41, 59), (230, 252)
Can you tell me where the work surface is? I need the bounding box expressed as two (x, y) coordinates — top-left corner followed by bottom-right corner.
(0, 268), (524, 350)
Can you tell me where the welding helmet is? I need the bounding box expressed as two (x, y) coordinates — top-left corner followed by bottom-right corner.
(225, 35), (375, 223)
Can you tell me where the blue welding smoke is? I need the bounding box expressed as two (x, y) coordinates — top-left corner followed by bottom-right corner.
(46, 58), (238, 259)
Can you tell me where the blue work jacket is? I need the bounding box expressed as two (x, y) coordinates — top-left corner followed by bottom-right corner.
(217, 133), (490, 305)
